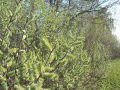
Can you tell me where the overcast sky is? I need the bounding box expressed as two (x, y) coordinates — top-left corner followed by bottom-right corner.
(100, 0), (120, 40)
(110, 4), (120, 40)
(106, 0), (120, 40)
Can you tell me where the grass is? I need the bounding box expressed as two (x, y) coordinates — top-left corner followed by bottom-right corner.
(102, 59), (120, 90)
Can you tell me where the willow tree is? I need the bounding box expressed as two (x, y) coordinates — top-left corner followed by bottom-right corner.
(0, 0), (90, 90)
(0, 0), (119, 90)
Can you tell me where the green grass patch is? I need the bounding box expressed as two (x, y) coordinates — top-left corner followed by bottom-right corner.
(102, 59), (120, 90)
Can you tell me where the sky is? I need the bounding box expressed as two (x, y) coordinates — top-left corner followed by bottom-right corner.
(105, 0), (120, 41)
(100, 0), (120, 40)
(110, 4), (120, 40)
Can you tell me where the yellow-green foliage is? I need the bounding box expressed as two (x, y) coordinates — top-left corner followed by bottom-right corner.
(0, 0), (90, 90)
(0, 0), (114, 90)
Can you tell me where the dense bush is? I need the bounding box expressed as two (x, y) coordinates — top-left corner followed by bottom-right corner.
(0, 0), (119, 90)
(0, 1), (90, 89)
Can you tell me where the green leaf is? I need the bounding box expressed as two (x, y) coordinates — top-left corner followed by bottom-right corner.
(30, 84), (37, 90)
(14, 77), (19, 84)
(1, 81), (8, 90)
(43, 72), (58, 79)
(8, 48), (18, 53)
(0, 50), (3, 55)
(14, 1), (24, 15)
(45, 66), (54, 72)
(38, 61), (45, 73)
(67, 54), (76, 59)
(0, 75), (6, 81)
(42, 37), (52, 51)
(0, 66), (7, 72)
(7, 71), (15, 77)
(7, 60), (13, 66)
(14, 85), (25, 90)
(49, 52), (55, 63)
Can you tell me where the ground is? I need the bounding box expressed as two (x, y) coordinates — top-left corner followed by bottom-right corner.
(102, 59), (120, 90)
